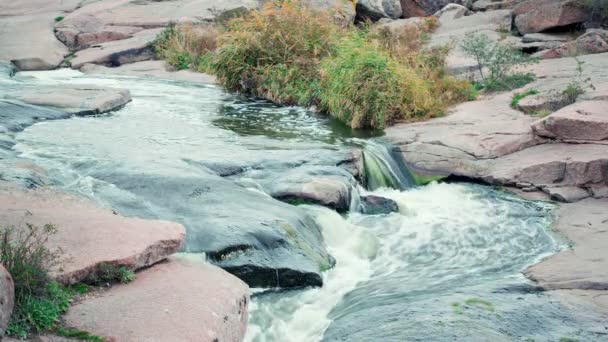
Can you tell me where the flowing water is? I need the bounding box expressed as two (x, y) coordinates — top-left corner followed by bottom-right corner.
(4, 70), (606, 341)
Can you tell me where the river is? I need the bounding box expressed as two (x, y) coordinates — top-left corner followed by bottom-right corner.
(5, 69), (606, 341)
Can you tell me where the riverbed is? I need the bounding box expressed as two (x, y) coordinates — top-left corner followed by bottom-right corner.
(4, 70), (606, 341)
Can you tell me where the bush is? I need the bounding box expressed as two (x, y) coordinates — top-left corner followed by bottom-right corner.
(84, 263), (135, 285)
(156, 1), (474, 129)
(154, 23), (218, 71)
(1, 224), (66, 338)
(461, 32), (538, 91)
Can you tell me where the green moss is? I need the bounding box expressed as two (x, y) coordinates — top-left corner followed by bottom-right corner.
(412, 173), (446, 186)
(55, 327), (104, 342)
(464, 297), (495, 312)
(54, 16), (64, 22)
(511, 89), (540, 108)
(559, 338), (579, 342)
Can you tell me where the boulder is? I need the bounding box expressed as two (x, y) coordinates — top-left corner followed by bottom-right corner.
(0, 184), (186, 285)
(375, 17), (426, 36)
(401, 1), (472, 17)
(64, 255), (249, 342)
(4, 85), (131, 115)
(543, 186), (591, 203)
(0, 14), (68, 70)
(433, 3), (471, 18)
(533, 29), (608, 59)
(526, 198), (608, 290)
(514, 0), (589, 34)
(360, 195), (399, 214)
(516, 91), (573, 114)
(0, 264), (14, 338)
(70, 28), (162, 69)
(55, 14), (142, 50)
(532, 100), (608, 142)
(472, 0), (519, 11)
(356, 0), (403, 20)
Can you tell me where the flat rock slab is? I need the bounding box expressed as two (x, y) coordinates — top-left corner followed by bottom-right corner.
(64, 255), (249, 342)
(0, 14), (68, 70)
(0, 264), (14, 338)
(526, 198), (608, 290)
(4, 85), (131, 115)
(70, 28), (162, 69)
(80, 60), (216, 83)
(532, 100), (608, 142)
(0, 184), (185, 284)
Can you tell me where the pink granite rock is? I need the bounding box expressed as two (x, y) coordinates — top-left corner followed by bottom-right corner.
(0, 264), (14, 338)
(532, 100), (608, 142)
(514, 0), (589, 34)
(64, 255), (249, 342)
(0, 184), (185, 285)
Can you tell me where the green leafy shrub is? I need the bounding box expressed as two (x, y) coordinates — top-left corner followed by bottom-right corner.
(1, 224), (67, 338)
(154, 23), (218, 71)
(461, 32), (538, 91)
(156, 1), (473, 129)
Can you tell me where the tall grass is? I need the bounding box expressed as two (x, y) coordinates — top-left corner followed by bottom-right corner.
(155, 1), (474, 129)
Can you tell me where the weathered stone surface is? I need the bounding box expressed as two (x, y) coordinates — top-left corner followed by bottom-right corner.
(532, 100), (608, 142)
(0, 14), (68, 70)
(55, 14), (143, 50)
(526, 198), (608, 290)
(64, 255), (248, 342)
(401, 0), (472, 17)
(472, 0), (518, 11)
(375, 17), (426, 35)
(4, 85), (131, 115)
(360, 195), (399, 214)
(0, 0), (82, 16)
(80, 60), (216, 83)
(522, 32), (574, 43)
(0, 264), (14, 338)
(516, 91), (573, 114)
(0, 184), (185, 285)
(70, 28), (162, 69)
(514, 0), (589, 34)
(356, 0), (403, 20)
(434, 3), (470, 18)
(533, 29), (608, 59)
(543, 186), (591, 203)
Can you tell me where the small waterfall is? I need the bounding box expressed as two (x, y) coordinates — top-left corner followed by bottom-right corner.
(360, 141), (415, 191)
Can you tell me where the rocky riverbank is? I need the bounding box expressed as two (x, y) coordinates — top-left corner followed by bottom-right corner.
(1, 0), (608, 340)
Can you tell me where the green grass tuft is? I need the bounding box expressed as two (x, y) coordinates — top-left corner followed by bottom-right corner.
(511, 89), (540, 108)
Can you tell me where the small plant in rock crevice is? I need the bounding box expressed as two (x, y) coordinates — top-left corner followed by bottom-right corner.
(562, 57), (595, 103)
(511, 89), (540, 108)
(461, 32), (538, 92)
(84, 263), (135, 286)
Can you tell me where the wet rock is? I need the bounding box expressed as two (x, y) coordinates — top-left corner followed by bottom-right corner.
(360, 195), (399, 214)
(0, 159), (50, 189)
(356, 0), (403, 21)
(514, 0), (589, 34)
(532, 100), (608, 142)
(0, 14), (68, 70)
(338, 149), (365, 185)
(91, 172), (334, 288)
(0, 183), (185, 285)
(80, 60), (216, 84)
(526, 198), (608, 290)
(0, 264), (14, 338)
(64, 255), (249, 342)
(265, 166), (356, 212)
(70, 28), (162, 69)
(0, 100), (69, 132)
(0, 61), (16, 80)
(4, 85), (131, 115)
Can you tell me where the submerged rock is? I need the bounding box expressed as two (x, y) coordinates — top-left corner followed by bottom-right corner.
(63, 255), (249, 342)
(0, 264), (14, 339)
(0, 100), (69, 132)
(0, 183), (185, 285)
(360, 195), (399, 215)
(91, 172), (334, 288)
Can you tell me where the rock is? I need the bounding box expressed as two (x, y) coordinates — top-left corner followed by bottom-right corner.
(516, 91), (573, 114)
(0, 264), (14, 338)
(433, 3), (471, 18)
(375, 17), (426, 35)
(89, 172), (334, 288)
(80, 61), (216, 84)
(0, 14), (68, 70)
(360, 195), (399, 214)
(0, 100), (69, 133)
(0, 184), (185, 285)
(543, 186), (591, 202)
(70, 28), (162, 69)
(532, 100), (608, 142)
(306, 0), (357, 25)
(4, 85), (131, 115)
(522, 32), (574, 43)
(526, 198), (608, 290)
(401, 1), (472, 17)
(472, 0), (518, 11)
(0, 61), (16, 80)
(266, 166), (356, 212)
(55, 14), (142, 50)
(483, 143), (608, 194)
(356, 0), (403, 20)
(0, 159), (50, 189)
(514, 0), (589, 34)
(533, 29), (608, 59)
(0, 0), (82, 16)
(64, 255), (249, 342)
